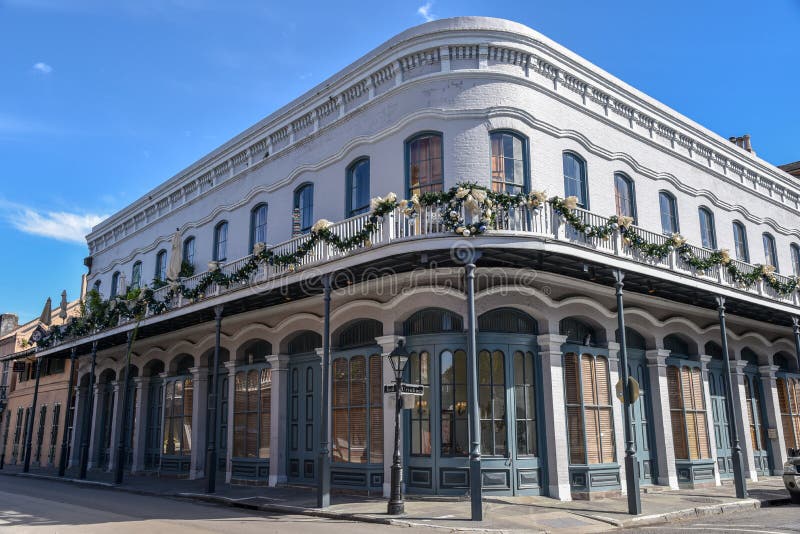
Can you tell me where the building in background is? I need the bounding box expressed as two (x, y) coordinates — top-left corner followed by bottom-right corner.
(21, 17), (800, 501)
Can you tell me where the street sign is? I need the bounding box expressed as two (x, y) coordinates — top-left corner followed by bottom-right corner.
(615, 377), (640, 403)
(384, 383), (424, 395)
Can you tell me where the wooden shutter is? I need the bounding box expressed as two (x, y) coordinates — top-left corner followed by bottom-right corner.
(582, 355), (596, 405)
(369, 355), (383, 464)
(668, 366), (688, 459)
(599, 407), (615, 463)
(259, 369), (271, 459)
(596, 356), (611, 405)
(350, 356), (367, 463)
(564, 353), (580, 404)
(332, 358), (349, 463)
(567, 406), (584, 464)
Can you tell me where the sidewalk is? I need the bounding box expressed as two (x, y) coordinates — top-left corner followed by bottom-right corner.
(0, 464), (790, 532)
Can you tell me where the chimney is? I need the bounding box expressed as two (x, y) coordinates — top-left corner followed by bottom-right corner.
(0, 313), (19, 337)
(729, 134), (755, 155)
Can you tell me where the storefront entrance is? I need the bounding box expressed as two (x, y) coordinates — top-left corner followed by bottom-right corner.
(287, 355), (320, 484)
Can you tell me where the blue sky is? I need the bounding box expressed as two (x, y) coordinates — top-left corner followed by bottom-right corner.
(1, 0), (798, 323)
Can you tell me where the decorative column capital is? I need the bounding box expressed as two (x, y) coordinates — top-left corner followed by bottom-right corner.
(732, 360), (749, 374)
(266, 354), (290, 370)
(158, 371), (169, 380)
(698, 354), (712, 367)
(223, 361), (237, 372)
(536, 334), (567, 354)
(375, 335), (405, 355)
(757, 364), (779, 379)
(645, 349), (671, 366)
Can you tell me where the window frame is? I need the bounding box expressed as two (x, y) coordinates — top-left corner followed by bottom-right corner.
(698, 206), (717, 249)
(777, 375), (800, 451)
(562, 151), (589, 209)
(489, 130), (529, 194)
(232, 365), (271, 460)
(666, 362), (711, 461)
(155, 249), (168, 282)
(293, 183), (314, 234)
(762, 232), (779, 271)
(346, 157), (371, 217)
(249, 203), (268, 250)
(131, 261), (142, 290)
(405, 131), (444, 198)
(791, 244), (800, 276)
(613, 172), (637, 223)
(110, 271), (120, 299)
(162, 376), (193, 457)
(182, 236), (195, 268)
(213, 221), (228, 262)
(732, 221), (750, 263)
(659, 191), (680, 235)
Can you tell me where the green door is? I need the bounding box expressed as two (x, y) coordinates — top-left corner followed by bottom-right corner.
(744, 370), (771, 476)
(287, 356), (319, 484)
(627, 351), (656, 485)
(708, 364), (732, 478)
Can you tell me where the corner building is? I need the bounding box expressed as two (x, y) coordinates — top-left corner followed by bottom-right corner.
(40, 17), (800, 501)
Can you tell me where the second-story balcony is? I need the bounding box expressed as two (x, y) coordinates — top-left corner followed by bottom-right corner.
(38, 195), (800, 356)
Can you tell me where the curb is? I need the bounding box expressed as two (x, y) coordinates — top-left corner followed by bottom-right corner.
(3, 471), (791, 532)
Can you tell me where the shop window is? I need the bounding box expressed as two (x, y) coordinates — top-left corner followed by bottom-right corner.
(478, 350), (506, 456)
(332, 354), (383, 464)
(233, 368), (271, 459)
(667, 365), (710, 460)
(408, 350), (431, 456)
(564, 353), (615, 465)
(777, 377), (800, 451)
(162, 377), (193, 456)
(440, 349), (469, 456)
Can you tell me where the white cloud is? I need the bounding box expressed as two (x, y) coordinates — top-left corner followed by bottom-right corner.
(32, 62), (53, 74)
(0, 199), (106, 243)
(417, 2), (435, 22)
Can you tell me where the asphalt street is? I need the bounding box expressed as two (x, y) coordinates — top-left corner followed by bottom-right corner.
(0, 475), (432, 533)
(625, 504), (800, 534)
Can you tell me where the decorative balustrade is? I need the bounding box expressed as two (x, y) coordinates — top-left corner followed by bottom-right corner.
(102, 202), (799, 329)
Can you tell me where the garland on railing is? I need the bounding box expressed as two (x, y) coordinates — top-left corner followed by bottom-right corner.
(35, 184), (799, 349)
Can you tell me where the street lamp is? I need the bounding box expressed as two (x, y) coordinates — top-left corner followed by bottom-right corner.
(387, 339), (410, 515)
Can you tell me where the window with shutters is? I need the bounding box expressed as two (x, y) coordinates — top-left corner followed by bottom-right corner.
(48, 403), (61, 465)
(564, 352), (615, 465)
(478, 350), (506, 456)
(0, 411), (11, 464)
(744, 376), (766, 453)
(35, 405), (47, 463)
(233, 367), (271, 459)
(162, 377), (193, 456)
(408, 350), (431, 456)
(667, 365), (710, 460)
(331, 354), (383, 464)
(441, 349), (469, 456)
(11, 407), (23, 461)
(777, 377), (800, 450)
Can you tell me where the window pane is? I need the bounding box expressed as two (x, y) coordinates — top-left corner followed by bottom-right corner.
(733, 223), (749, 262)
(699, 209), (716, 249)
(614, 174), (635, 219)
(349, 160), (370, 216)
(408, 134), (444, 196)
(659, 193), (678, 234)
(490, 132), (526, 193)
(563, 153), (587, 207)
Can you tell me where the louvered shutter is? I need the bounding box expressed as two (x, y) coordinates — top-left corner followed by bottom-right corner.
(668, 366), (688, 459)
(565, 353), (580, 404)
(369, 355), (383, 464)
(259, 369), (271, 459)
(350, 356), (367, 463)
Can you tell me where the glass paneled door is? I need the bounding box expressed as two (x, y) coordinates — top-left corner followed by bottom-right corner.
(744, 369), (771, 476)
(708, 364), (732, 478)
(287, 356), (319, 484)
(627, 351), (656, 485)
(97, 383), (115, 470)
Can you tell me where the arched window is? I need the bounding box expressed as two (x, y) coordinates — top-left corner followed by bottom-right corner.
(763, 232), (779, 270)
(131, 261), (142, 290)
(791, 244), (800, 276)
(559, 317), (597, 346)
(332, 354), (383, 464)
(614, 173), (636, 221)
(490, 131), (528, 194)
(250, 203), (268, 249)
(213, 221), (228, 262)
(659, 191), (679, 234)
(233, 368), (271, 460)
(92, 280), (101, 293)
(110, 271), (120, 298)
(562, 152), (588, 208)
(664, 334), (690, 357)
(154, 249), (167, 282)
(732, 221), (749, 262)
(667, 365), (710, 460)
(403, 308), (463, 336)
(698, 207), (717, 249)
(287, 331), (321, 354)
(406, 133), (443, 196)
(346, 158), (370, 217)
(564, 352), (615, 464)
(294, 184), (314, 233)
(478, 308), (537, 334)
(182, 236), (195, 268)
(616, 327), (646, 351)
(335, 319), (383, 349)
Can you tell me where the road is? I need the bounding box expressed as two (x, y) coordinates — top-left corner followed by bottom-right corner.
(0, 475), (432, 533)
(625, 504), (800, 534)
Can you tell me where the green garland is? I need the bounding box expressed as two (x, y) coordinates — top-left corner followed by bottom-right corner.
(35, 185), (799, 349)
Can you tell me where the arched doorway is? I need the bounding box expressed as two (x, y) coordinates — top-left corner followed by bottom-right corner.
(230, 340), (271, 483)
(560, 317), (618, 498)
(285, 331), (321, 485)
(616, 326), (656, 485)
(705, 341), (732, 479)
(741, 348), (770, 476)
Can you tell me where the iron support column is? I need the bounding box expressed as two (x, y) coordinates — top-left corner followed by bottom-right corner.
(387, 360), (404, 515)
(613, 270), (641, 514)
(23, 356), (43, 473)
(317, 273), (332, 508)
(58, 347), (77, 476)
(717, 296), (747, 498)
(206, 305), (224, 493)
(114, 330), (136, 484)
(464, 250), (482, 521)
(792, 316), (800, 371)
(79, 340), (98, 479)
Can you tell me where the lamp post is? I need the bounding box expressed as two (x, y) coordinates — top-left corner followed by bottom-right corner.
(387, 339), (410, 515)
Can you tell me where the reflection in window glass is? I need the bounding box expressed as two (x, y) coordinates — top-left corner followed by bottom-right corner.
(407, 134), (443, 196)
(440, 349), (468, 456)
(409, 351), (431, 456)
(478, 350), (506, 456)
